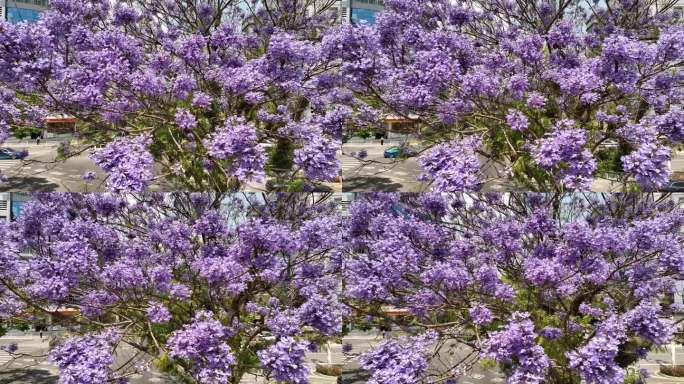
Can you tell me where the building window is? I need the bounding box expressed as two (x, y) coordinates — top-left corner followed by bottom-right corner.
(351, 7), (379, 24)
(7, 7), (43, 22)
(674, 6), (683, 21)
(7, 0), (48, 5)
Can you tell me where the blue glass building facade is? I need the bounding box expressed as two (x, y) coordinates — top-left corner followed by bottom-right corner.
(351, 7), (380, 24)
(3, 0), (48, 23)
(0, 193), (27, 222)
(339, 0), (383, 25)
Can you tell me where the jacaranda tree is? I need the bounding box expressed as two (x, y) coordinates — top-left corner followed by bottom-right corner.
(0, 192), (345, 384)
(330, 0), (684, 192)
(0, 0), (360, 192)
(342, 193), (683, 384)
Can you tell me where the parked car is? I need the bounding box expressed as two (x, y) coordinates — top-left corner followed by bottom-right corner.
(0, 148), (29, 160)
(383, 146), (417, 159)
(659, 181), (684, 192)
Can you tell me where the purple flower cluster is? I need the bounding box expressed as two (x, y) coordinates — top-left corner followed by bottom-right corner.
(146, 302), (171, 323)
(624, 301), (674, 345)
(49, 330), (121, 384)
(567, 316), (627, 384)
(483, 312), (549, 384)
(257, 337), (311, 384)
(167, 311), (236, 384)
(418, 136), (483, 191)
(297, 294), (344, 336)
(293, 137), (341, 181)
(621, 143), (672, 190)
(204, 118), (267, 182)
(531, 121), (596, 190)
(540, 327), (563, 340)
(90, 134), (154, 192)
(506, 109), (529, 131)
(359, 331), (437, 384)
(175, 108), (197, 131)
(469, 304), (493, 325)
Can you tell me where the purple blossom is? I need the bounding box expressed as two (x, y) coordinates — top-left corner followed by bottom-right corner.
(624, 301), (674, 345)
(175, 108), (197, 130)
(257, 337), (310, 384)
(621, 143), (672, 190)
(547, 20), (579, 48)
(418, 136), (483, 191)
(508, 74), (528, 99)
(526, 92), (547, 109)
(49, 330), (122, 384)
(81, 171), (96, 181)
(192, 92), (212, 109)
(146, 302), (171, 323)
(90, 134), (154, 192)
(167, 311), (236, 384)
(540, 327), (563, 340)
(567, 316), (627, 384)
(469, 304), (493, 325)
(80, 291), (118, 318)
(170, 284), (191, 300)
(266, 309), (302, 337)
(531, 121), (596, 190)
(297, 294), (344, 336)
(113, 5), (140, 26)
(172, 74), (196, 100)
(1, 343), (18, 353)
(506, 109), (529, 131)
(360, 331), (437, 384)
(483, 312), (549, 384)
(204, 118), (266, 182)
(294, 137), (340, 181)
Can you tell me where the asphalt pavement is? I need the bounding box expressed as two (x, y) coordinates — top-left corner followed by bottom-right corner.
(340, 140), (517, 192)
(0, 140), (107, 192)
(341, 141), (427, 192)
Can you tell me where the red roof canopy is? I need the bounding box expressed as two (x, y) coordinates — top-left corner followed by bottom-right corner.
(45, 117), (78, 124)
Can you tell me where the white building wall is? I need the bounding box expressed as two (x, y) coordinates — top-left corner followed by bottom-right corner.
(0, 193), (10, 223)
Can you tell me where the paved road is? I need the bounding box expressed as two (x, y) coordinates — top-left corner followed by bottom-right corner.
(0, 332), (173, 384)
(638, 345), (684, 383)
(341, 141), (427, 192)
(0, 141), (340, 193)
(0, 141), (108, 192)
(341, 140), (518, 192)
(673, 150), (684, 175)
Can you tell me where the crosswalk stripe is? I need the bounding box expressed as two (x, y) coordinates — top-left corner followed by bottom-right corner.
(341, 154), (362, 174)
(0, 160), (22, 173)
(0, 349), (12, 364)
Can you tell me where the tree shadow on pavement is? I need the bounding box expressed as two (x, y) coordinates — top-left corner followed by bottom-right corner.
(0, 368), (57, 384)
(0, 177), (59, 192)
(342, 176), (404, 192)
(337, 362), (371, 384)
